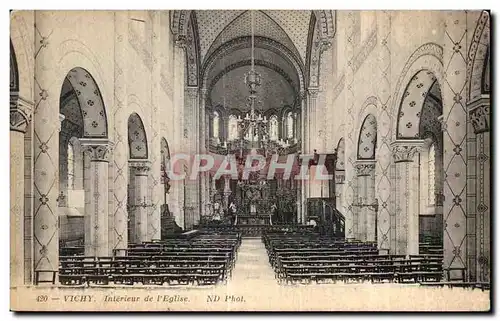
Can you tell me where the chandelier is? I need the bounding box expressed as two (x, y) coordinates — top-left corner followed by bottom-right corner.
(224, 10), (291, 163)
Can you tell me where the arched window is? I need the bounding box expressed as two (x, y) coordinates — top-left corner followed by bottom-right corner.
(228, 115), (238, 141)
(286, 112), (294, 139)
(269, 115), (278, 141)
(428, 143), (436, 205)
(213, 111), (220, 139)
(67, 141), (74, 190)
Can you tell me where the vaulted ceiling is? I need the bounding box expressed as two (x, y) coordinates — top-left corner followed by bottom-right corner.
(171, 10), (336, 111)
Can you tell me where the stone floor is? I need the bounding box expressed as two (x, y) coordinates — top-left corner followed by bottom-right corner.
(230, 237), (276, 284)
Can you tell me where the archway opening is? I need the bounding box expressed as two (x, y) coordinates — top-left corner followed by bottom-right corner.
(58, 67), (108, 257)
(396, 69), (444, 252)
(127, 113), (149, 244)
(355, 114), (377, 242)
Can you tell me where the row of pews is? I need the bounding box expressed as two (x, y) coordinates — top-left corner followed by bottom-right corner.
(58, 231), (241, 286)
(263, 231), (443, 285)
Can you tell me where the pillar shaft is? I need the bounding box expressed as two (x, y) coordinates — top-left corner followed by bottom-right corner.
(355, 160), (376, 242)
(468, 96), (490, 283)
(148, 11), (162, 241)
(112, 11), (129, 251)
(299, 91), (306, 224)
(184, 86), (200, 230)
(33, 12), (60, 280)
(10, 96), (32, 286)
(392, 141), (424, 255)
(130, 161), (151, 243)
(442, 10), (468, 272)
(81, 140), (111, 257)
(199, 88), (209, 218)
(375, 10), (393, 252)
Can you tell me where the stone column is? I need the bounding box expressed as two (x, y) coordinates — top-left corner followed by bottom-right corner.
(307, 88), (318, 153)
(344, 11), (358, 240)
(376, 10), (393, 252)
(112, 11), (129, 251)
(303, 89), (318, 221)
(468, 96), (490, 283)
(335, 169), (346, 212)
(299, 91), (306, 224)
(391, 141), (424, 255)
(170, 38), (186, 229)
(199, 88), (209, 217)
(80, 139), (112, 257)
(185, 86), (200, 229)
(148, 11), (162, 242)
(223, 175), (231, 213)
(442, 10), (468, 273)
(10, 95), (33, 287)
(33, 11), (60, 281)
(130, 161), (151, 243)
(355, 160), (376, 242)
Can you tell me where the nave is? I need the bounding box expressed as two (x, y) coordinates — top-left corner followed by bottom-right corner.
(9, 11), (491, 311)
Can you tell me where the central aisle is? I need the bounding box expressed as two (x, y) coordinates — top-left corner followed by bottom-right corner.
(230, 237), (276, 284)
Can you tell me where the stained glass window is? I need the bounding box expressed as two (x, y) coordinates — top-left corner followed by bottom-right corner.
(269, 115), (278, 141)
(228, 115), (238, 140)
(213, 111), (220, 138)
(287, 112), (294, 139)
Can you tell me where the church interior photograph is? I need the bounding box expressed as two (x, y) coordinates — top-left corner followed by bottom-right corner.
(9, 9), (491, 311)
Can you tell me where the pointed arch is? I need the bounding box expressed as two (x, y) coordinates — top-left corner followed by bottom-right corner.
(128, 113), (148, 159)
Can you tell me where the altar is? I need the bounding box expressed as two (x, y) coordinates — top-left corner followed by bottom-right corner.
(232, 177), (276, 226)
(234, 213), (272, 226)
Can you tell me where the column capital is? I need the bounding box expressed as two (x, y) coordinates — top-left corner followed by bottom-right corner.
(10, 95), (34, 133)
(185, 86), (199, 99)
(354, 159), (376, 177)
(467, 95), (490, 134)
(391, 140), (425, 163)
(307, 87), (319, 98)
(80, 138), (114, 162)
(335, 169), (346, 184)
(129, 160), (151, 176)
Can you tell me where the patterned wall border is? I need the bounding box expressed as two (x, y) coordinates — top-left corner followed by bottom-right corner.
(352, 28), (377, 74)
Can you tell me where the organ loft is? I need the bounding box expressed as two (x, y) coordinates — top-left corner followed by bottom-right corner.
(9, 9), (491, 306)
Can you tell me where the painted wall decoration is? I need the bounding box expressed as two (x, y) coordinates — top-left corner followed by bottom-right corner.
(128, 113), (148, 159)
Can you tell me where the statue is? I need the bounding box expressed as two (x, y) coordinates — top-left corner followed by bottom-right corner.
(213, 201), (221, 221)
